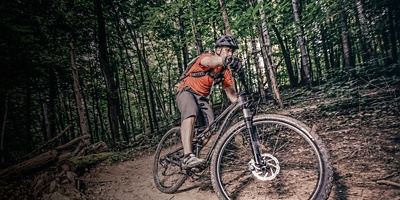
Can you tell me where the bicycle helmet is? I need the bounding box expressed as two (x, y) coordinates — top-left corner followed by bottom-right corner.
(215, 35), (239, 49)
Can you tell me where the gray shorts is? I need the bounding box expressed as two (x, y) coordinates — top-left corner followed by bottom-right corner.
(175, 89), (214, 126)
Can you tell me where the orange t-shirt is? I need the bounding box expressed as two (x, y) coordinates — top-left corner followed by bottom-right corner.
(177, 53), (233, 96)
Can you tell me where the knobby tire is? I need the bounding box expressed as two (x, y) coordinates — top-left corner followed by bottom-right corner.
(210, 114), (333, 200)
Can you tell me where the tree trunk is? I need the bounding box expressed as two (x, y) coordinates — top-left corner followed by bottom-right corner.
(250, 28), (266, 102)
(387, 4), (398, 64)
(58, 83), (72, 142)
(312, 42), (322, 85)
(292, 0), (312, 89)
(96, 102), (109, 142)
(381, 27), (392, 66)
(93, 0), (121, 145)
(218, 0), (235, 106)
(306, 40), (314, 83)
(258, 0), (275, 70)
(48, 69), (57, 139)
(189, 0), (203, 55)
(69, 43), (89, 138)
(82, 86), (93, 143)
(271, 24), (297, 87)
(0, 150), (59, 178)
(321, 25), (331, 79)
(178, 9), (189, 72)
(356, 0), (374, 63)
(329, 32), (336, 76)
(219, 0), (231, 34)
(115, 80), (129, 142)
(339, 8), (354, 71)
(40, 92), (52, 141)
(254, 0), (283, 108)
(260, 46), (283, 108)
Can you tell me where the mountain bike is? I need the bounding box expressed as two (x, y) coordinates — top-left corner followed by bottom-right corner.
(153, 74), (333, 200)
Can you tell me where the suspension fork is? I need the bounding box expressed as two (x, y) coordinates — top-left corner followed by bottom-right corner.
(239, 94), (264, 166)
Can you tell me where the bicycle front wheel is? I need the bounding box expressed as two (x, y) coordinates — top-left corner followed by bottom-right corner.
(153, 127), (187, 193)
(211, 114), (332, 200)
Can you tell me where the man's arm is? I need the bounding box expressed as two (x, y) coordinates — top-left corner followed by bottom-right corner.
(224, 86), (237, 102)
(200, 55), (224, 68)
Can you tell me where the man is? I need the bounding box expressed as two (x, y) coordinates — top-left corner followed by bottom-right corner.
(176, 35), (242, 169)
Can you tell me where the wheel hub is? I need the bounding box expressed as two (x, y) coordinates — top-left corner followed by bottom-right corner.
(248, 153), (280, 181)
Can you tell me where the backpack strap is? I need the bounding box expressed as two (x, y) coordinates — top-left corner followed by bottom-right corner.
(208, 66), (226, 84)
(186, 66), (226, 82)
(178, 54), (202, 82)
(188, 71), (208, 77)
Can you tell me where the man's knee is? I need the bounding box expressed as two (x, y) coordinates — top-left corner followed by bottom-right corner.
(182, 115), (196, 122)
(181, 116), (196, 129)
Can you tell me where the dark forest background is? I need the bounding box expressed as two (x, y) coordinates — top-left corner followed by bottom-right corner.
(0, 0), (399, 167)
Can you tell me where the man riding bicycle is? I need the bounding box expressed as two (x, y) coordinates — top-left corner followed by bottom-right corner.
(176, 34), (242, 169)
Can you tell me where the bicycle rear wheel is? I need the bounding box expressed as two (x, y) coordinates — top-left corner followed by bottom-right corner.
(153, 127), (187, 193)
(211, 114), (332, 200)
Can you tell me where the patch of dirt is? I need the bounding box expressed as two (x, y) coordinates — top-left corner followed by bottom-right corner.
(81, 150), (217, 200)
(81, 87), (400, 200)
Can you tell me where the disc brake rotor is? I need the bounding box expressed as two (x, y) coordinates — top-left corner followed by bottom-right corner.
(248, 153), (280, 181)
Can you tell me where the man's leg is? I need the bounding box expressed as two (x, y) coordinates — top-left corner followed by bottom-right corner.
(180, 116), (205, 168)
(176, 90), (205, 168)
(180, 116), (196, 155)
(198, 98), (214, 146)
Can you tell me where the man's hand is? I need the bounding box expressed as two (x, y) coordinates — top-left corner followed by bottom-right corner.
(223, 56), (242, 73)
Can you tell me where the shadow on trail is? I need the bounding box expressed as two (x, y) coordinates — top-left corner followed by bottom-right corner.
(333, 168), (349, 200)
(176, 185), (201, 193)
(175, 177), (213, 193)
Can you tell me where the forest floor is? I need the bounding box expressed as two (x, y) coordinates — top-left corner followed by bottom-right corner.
(80, 80), (400, 200)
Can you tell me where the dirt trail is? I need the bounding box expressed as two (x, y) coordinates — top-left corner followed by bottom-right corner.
(82, 137), (399, 200)
(82, 93), (400, 200)
(82, 151), (218, 200)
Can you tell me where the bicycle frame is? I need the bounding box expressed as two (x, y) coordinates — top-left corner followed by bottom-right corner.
(195, 90), (263, 166)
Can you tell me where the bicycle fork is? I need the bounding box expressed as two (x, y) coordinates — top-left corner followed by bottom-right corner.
(239, 95), (264, 167)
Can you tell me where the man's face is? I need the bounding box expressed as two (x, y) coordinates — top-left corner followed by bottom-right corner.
(219, 46), (235, 57)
